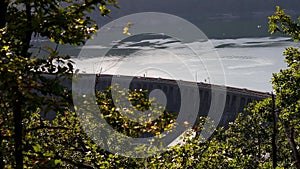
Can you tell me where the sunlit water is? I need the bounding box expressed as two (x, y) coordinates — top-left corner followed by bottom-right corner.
(32, 36), (297, 92)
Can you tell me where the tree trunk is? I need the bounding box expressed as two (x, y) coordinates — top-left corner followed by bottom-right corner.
(0, 1), (8, 168)
(0, 133), (4, 169)
(287, 127), (300, 169)
(22, 1), (33, 58)
(13, 87), (23, 169)
(0, 0), (8, 28)
(271, 93), (277, 169)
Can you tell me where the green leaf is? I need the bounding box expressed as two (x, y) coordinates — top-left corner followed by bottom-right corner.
(33, 144), (41, 152)
(54, 159), (63, 165)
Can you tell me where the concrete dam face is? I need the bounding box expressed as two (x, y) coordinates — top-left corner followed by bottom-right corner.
(92, 74), (270, 127)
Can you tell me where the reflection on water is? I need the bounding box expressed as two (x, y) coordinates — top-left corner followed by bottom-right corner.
(31, 36), (296, 92)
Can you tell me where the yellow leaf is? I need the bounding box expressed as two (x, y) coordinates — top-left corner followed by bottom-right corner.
(123, 22), (133, 35)
(2, 46), (9, 51)
(123, 27), (131, 35)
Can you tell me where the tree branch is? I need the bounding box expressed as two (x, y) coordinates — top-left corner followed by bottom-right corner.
(287, 127), (300, 169)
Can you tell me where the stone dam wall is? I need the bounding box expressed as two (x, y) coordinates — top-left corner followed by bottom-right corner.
(92, 74), (271, 127)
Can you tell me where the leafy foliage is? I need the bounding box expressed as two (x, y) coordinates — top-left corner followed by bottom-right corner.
(96, 85), (177, 138)
(0, 0), (118, 168)
(198, 6), (300, 169)
(269, 6), (300, 41)
(1, 2), (300, 168)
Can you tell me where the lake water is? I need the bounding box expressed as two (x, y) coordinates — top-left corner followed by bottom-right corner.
(32, 36), (297, 92)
